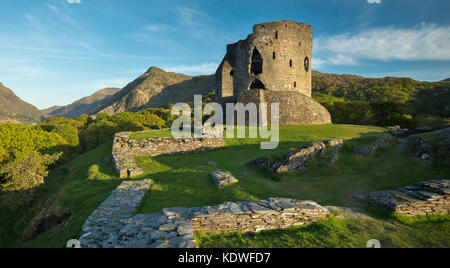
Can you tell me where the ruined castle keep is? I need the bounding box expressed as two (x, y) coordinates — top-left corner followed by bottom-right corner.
(216, 20), (331, 125)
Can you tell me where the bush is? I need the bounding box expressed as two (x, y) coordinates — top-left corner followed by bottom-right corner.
(0, 123), (68, 161)
(0, 144), (7, 164)
(0, 151), (61, 192)
(50, 124), (80, 149)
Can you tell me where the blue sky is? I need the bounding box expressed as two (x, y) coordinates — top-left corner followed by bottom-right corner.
(0, 0), (449, 109)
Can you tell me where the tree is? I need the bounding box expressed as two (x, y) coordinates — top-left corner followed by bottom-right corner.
(0, 151), (61, 192)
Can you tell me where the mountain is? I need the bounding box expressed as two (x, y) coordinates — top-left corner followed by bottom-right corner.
(0, 82), (42, 124)
(42, 87), (120, 119)
(93, 67), (215, 115)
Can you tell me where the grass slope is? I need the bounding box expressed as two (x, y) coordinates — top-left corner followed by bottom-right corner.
(1, 125), (449, 248)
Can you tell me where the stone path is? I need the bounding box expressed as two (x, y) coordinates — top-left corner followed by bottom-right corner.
(79, 179), (152, 248)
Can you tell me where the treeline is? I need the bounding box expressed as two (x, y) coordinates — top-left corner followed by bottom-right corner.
(312, 74), (450, 127)
(0, 108), (173, 207)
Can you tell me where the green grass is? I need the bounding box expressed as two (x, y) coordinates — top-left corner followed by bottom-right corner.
(0, 142), (124, 248)
(195, 215), (450, 248)
(1, 124), (449, 248)
(129, 129), (172, 140)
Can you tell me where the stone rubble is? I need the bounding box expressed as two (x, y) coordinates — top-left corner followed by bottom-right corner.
(251, 139), (344, 174)
(367, 179), (449, 216)
(354, 134), (395, 156)
(112, 131), (225, 178)
(391, 124), (450, 138)
(211, 171), (239, 188)
(79, 179), (329, 248)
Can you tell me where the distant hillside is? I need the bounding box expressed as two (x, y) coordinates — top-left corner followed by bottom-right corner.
(0, 82), (42, 124)
(93, 67), (215, 115)
(42, 87), (120, 119)
(312, 71), (450, 118)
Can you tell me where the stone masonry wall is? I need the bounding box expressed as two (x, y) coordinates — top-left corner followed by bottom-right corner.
(216, 20), (313, 103)
(191, 199), (329, 233)
(80, 180), (329, 248)
(368, 179), (449, 216)
(112, 131), (225, 178)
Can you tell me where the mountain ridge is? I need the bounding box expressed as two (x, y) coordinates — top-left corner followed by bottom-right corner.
(41, 87), (121, 119)
(0, 82), (42, 124)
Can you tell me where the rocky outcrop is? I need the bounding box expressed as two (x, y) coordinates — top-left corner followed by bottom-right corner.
(391, 125), (450, 138)
(112, 131), (225, 178)
(368, 179), (449, 216)
(251, 139), (344, 174)
(354, 134), (395, 156)
(404, 127), (450, 163)
(211, 171), (239, 188)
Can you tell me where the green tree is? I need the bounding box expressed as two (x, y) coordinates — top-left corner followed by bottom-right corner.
(0, 151), (61, 192)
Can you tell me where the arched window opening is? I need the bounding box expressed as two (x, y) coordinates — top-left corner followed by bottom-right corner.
(249, 79), (266, 90)
(250, 47), (263, 75)
(275, 31), (278, 39)
(304, 57), (310, 72)
(273, 52), (276, 60)
(261, 26), (265, 32)
(230, 70), (234, 76)
(289, 59), (293, 67)
(294, 81), (297, 88)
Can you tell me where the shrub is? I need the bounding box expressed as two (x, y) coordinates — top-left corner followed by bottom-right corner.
(0, 151), (61, 192)
(0, 123), (68, 160)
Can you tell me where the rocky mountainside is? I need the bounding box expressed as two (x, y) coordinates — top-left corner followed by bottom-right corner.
(42, 87), (120, 119)
(0, 82), (42, 124)
(93, 67), (215, 115)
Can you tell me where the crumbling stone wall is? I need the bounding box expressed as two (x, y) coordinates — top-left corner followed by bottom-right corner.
(216, 21), (331, 126)
(191, 199), (329, 233)
(80, 186), (329, 248)
(216, 20), (313, 102)
(368, 179), (449, 216)
(112, 131), (225, 178)
(237, 89), (331, 125)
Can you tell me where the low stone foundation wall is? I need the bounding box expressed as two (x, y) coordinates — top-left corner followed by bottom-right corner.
(191, 199), (329, 233)
(79, 180), (329, 248)
(79, 179), (152, 248)
(368, 179), (449, 216)
(112, 131), (225, 178)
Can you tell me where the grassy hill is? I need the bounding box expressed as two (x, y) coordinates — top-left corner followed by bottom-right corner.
(0, 82), (42, 124)
(1, 124), (449, 248)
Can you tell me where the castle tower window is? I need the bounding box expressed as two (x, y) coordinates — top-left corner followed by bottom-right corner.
(249, 79), (266, 90)
(273, 52), (276, 60)
(289, 59), (293, 67)
(304, 57), (310, 72)
(261, 26), (265, 32)
(230, 70), (234, 76)
(275, 31), (278, 39)
(250, 47), (263, 75)
(294, 81), (297, 88)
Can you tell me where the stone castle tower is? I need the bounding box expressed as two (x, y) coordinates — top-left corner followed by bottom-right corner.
(216, 20), (331, 125)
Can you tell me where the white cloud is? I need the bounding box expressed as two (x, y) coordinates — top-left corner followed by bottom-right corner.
(367, 0), (381, 3)
(162, 62), (219, 75)
(145, 24), (176, 32)
(314, 23), (450, 67)
(67, 0), (81, 3)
